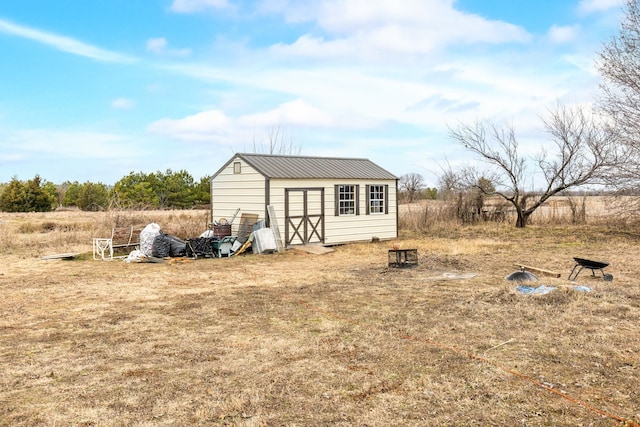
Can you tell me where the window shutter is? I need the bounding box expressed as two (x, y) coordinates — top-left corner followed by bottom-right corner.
(334, 185), (339, 216)
(355, 184), (360, 216)
(365, 185), (370, 215)
(384, 184), (389, 214)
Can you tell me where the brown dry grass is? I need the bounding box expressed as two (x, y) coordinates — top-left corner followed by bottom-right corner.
(399, 195), (640, 231)
(0, 209), (639, 426)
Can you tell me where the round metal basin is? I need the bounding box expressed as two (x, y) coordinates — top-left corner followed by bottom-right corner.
(505, 270), (539, 282)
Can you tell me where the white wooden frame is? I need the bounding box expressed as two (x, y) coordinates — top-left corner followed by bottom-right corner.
(92, 238), (113, 261)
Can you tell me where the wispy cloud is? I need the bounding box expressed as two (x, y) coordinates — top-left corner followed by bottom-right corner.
(2, 129), (141, 160)
(147, 98), (379, 143)
(146, 37), (191, 56)
(547, 24), (579, 44)
(578, 0), (624, 13)
(237, 99), (377, 129)
(148, 110), (233, 141)
(0, 153), (25, 163)
(406, 95), (481, 114)
(0, 17), (136, 63)
(111, 98), (135, 110)
(169, 0), (233, 13)
(146, 37), (167, 54)
(264, 0), (530, 61)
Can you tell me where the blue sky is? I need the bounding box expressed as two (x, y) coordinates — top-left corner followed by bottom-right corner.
(0, 0), (625, 186)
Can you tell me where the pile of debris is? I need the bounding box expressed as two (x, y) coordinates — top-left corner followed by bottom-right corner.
(125, 218), (279, 263)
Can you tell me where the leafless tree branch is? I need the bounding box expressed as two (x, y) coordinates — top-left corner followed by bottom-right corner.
(448, 104), (619, 227)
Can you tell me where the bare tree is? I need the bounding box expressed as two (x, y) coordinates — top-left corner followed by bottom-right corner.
(449, 104), (620, 227)
(251, 125), (302, 155)
(598, 0), (640, 191)
(436, 159), (464, 201)
(399, 173), (425, 203)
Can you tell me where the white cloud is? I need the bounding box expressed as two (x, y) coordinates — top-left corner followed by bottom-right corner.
(562, 53), (600, 76)
(269, 35), (354, 59)
(0, 128), (153, 183)
(547, 25), (579, 44)
(147, 110), (232, 141)
(579, 0), (624, 13)
(3, 129), (140, 159)
(237, 99), (333, 128)
(170, 0), (232, 13)
(146, 37), (168, 53)
(0, 153), (24, 162)
(265, 0), (530, 60)
(153, 0), (608, 173)
(238, 99), (378, 129)
(146, 37), (191, 56)
(163, 57), (575, 135)
(0, 18), (136, 63)
(315, 0), (523, 41)
(147, 98), (380, 143)
(111, 98), (135, 110)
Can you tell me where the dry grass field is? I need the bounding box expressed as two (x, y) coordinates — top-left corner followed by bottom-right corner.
(0, 207), (639, 426)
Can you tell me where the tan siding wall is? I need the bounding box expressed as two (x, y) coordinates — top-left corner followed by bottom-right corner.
(268, 178), (397, 245)
(325, 180), (397, 244)
(211, 159), (266, 232)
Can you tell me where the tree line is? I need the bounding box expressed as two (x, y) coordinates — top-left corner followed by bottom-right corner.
(0, 170), (211, 212)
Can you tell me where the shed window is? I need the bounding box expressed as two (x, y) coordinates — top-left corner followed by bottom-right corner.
(335, 185), (359, 216)
(367, 184), (388, 214)
(233, 162), (241, 174)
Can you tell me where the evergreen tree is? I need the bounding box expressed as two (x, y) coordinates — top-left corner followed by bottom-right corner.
(0, 178), (29, 212)
(112, 172), (159, 208)
(41, 180), (59, 209)
(193, 175), (212, 205)
(156, 169), (195, 209)
(0, 176), (55, 212)
(62, 181), (81, 207)
(77, 182), (109, 211)
(25, 175), (56, 212)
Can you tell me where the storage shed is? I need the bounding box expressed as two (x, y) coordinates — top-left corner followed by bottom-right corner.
(210, 153), (398, 246)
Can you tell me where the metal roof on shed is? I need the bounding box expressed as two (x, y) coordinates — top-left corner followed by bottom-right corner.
(230, 153), (398, 180)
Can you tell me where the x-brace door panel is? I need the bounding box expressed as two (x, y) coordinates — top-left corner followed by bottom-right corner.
(285, 188), (324, 246)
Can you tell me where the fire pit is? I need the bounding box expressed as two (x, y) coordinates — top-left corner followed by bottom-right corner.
(388, 249), (418, 268)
